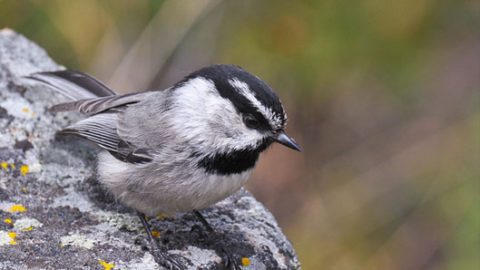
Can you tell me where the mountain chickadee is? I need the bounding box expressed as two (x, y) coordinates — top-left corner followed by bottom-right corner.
(28, 64), (300, 269)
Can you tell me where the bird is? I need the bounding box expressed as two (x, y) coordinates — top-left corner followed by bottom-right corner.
(27, 64), (301, 269)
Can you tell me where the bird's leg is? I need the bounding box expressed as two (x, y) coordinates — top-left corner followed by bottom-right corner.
(193, 210), (241, 270)
(193, 210), (215, 233)
(137, 212), (184, 270)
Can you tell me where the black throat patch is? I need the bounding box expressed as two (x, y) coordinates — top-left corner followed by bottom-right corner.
(195, 139), (272, 175)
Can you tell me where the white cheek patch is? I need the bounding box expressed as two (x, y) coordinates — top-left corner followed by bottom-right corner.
(228, 78), (284, 129)
(168, 78), (265, 151)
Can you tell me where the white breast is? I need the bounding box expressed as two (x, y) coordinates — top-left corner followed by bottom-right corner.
(97, 151), (252, 216)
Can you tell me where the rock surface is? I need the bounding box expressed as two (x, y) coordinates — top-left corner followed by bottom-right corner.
(0, 29), (300, 270)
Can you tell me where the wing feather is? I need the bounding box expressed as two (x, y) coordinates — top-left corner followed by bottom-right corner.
(27, 70), (158, 164)
(60, 114), (120, 152)
(60, 113), (153, 163)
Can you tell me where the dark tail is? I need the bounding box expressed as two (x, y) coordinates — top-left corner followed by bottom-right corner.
(26, 70), (116, 100)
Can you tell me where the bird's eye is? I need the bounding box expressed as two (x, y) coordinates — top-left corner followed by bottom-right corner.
(243, 115), (260, 129)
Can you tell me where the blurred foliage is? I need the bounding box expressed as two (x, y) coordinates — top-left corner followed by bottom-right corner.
(219, 0), (479, 101)
(1, 0), (479, 269)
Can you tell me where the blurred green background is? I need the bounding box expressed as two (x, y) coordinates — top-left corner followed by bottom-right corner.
(1, 0), (479, 269)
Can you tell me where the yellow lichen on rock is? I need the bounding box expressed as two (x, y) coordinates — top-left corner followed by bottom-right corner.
(4, 218), (12, 224)
(241, 257), (251, 267)
(156, 213), (168, 220)
(8, 204), (27, 213)
(20, 165), (29, 176)
(0, 162), (8, 170)
(14, 217), (43, 231)
(21, 226), (33, 232)
(8, 232), (17, 245)
(151, 230), (160, 238)
(99, 259), (115, 270)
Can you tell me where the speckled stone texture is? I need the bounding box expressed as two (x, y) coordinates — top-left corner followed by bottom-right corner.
(0, 29), (300, 270)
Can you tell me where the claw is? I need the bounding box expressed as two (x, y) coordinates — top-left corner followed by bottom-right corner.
(137, 212), (185, 270)
(220, 248), (241, 270)
(150, 249), (184, 270)
(193, 211), (243, 270)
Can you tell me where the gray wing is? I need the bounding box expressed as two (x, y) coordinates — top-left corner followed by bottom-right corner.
(61, 114), (120, 152)
(29, 70), (160, 163)
(115, 90), (171, 149)
(61, 113), (154, 163)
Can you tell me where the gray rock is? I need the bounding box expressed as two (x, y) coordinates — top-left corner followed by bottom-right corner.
(0, 29), (300, 270)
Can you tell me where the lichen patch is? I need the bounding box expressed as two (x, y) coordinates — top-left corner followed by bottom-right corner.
(60, 233), (96, 249)
(99, 259), (115, 270)
(0, 231), (17, 246)
(241, 257), (251, 267)
(116, 253), (158, 270)
(51, 188), (94, 212)
(0, 162), (8, 170)
(19, 165), (29, 176)
(0, 97), (33, 119)
(0, 203), (28, 213)
(14, 217), (42, 231)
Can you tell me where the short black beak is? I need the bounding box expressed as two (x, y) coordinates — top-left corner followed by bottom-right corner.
(274, 131), (302, 152)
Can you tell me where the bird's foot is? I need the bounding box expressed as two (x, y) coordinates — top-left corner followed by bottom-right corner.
(137, 212), (185, 269)
(218, 244), (242, 270)
(136, 235), (184, 270)
(149, 246), (184, 270)
(193, 211), (242, 270)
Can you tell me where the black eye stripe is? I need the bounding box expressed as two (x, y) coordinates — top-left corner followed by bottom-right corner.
(178, 64), (286, 130)
(244, 115), (258, 127)
(198, 73), (271, 129)
(243, 113), (270, 130)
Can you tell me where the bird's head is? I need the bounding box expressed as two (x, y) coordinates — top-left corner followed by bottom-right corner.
(168, 65), (301, 157)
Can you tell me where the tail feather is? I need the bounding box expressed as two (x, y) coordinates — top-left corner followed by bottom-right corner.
(49, 92), (147, 115)
(26, 70), (116, 100)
